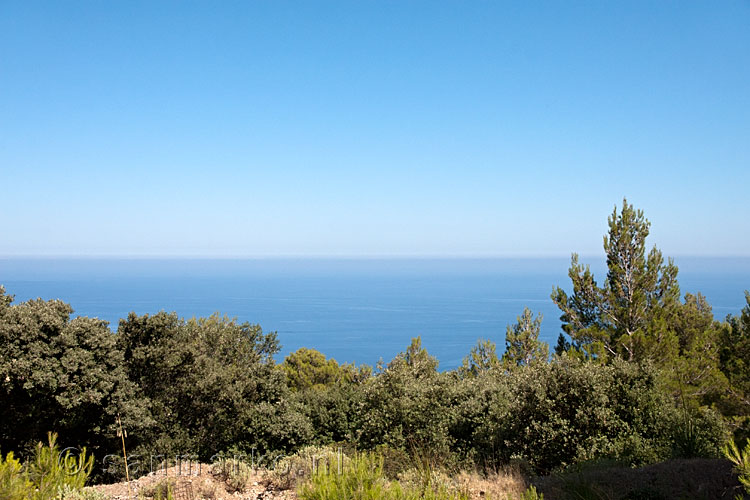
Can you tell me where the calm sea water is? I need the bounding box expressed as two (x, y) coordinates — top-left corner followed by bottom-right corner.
(1, 258), (748, 370)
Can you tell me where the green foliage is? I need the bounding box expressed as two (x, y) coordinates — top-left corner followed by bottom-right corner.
(0, 451), (33, 500)
(355, 338), (453, 457)
(720, 292), (750, 443)
(271, 445), (348, 489)
(0, 433), (93, 500)
(661, 293), (728, 406)
(57, 485), (109, 500)
(282, 348), (370, 391)
(298, 453), (389, 500)
(550, 199), (732, 422)
(668, 405), (726, 459)
(117, 311), (309, 460)
(502, 308), (548, 369)
(298, 452), (467, 500)
(469, 357), (706, 472)
(723, 439), (750, 493)
(0, 287), (149, 459)
(516, 485), (544, 500)
(459, 339), (500, 378)
(551, 199), (681, 362)
(28, 433), (93, 499)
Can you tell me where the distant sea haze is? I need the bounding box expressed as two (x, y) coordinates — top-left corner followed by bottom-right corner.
(1, 257), (748, 370)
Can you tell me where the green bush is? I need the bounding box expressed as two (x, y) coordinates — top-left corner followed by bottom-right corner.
(57, 484), (109, 500)
(355, 338), (455, 459)
(118, 311), (312, 461)
(0, 289), (149, 463)
(0, 433), (93, 500)
(140, 478), (175, 500)
(298, 453), (467, 500)
(467, 357), (699, 472)
(211, 458), (255, 492)
(0, 451), (33, 500)
(28, 433), (94, 500)
(271, 445), (349, 490)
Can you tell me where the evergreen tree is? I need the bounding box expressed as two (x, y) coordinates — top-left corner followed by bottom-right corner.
(459, 339), (500, 378)
(282, 347), (370, 391)
(552, 199), (680, 361)
(554, 333), (571, 356)
(666, 293), (727, 406)
(502, 307), (548, 368)
(720, 291), (750, 442)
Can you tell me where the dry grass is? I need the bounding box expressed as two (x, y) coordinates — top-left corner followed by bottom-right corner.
(454, 465), (528, 500)
(88, 457), (746, 500)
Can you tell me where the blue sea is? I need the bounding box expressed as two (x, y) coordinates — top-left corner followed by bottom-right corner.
(1, 258), (748, 370)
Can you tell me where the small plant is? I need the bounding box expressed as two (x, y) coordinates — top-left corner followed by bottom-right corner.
(0, 451), (34, 500)
(298, 452), (389, 500)
(723, 438), (750, 494)
(212, 456), (259, 492)
(515, 485), (544, 500)
(453, 467), (528, 500)
(398, 467), (459, 498)
(28, 433), (94, 500)
(57, 484), (109, 500)
(0, 433), (93, 500)
(298, 452), (467, 500)
(270, 445), (348, 490)
(140, 478), (175, 500)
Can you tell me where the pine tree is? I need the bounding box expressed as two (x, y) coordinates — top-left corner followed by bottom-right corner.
(459, 339), (500, 377)
(502, 307), (548, 368)
(551, 198), (681, 361)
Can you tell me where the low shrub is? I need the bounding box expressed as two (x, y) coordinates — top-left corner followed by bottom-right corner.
(0, 451), (33, 500)
(0, 433), (93, 500)
(270, 445), (349, 490)
(211, 458), (254, 492)
(298, 452), (468, 500)
(139, 478), (175, 500)
(57, 485), (109, 500)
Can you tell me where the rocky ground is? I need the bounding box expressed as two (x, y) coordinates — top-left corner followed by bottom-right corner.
(88, 458), (747, 500)
(89, 464), (297, 500)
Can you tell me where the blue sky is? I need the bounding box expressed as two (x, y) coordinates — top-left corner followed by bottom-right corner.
(1, 1), (748, 257)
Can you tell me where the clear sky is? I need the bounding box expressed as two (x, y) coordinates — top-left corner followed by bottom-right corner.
(1, 1), (748, 257)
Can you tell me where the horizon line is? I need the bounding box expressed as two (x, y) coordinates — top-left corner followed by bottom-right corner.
(2, 253), (750, 260)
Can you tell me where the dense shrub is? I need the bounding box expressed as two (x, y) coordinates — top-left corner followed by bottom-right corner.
(0, 287), (149, 460)
(354, 338), (456, 460)
(117, 311), (311, 460)
(463, 357), (725, 472)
